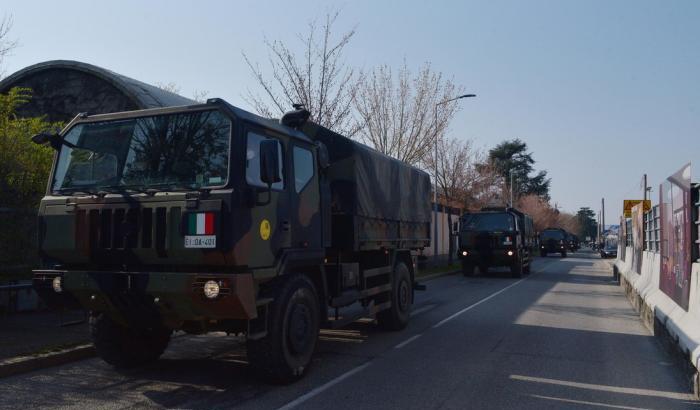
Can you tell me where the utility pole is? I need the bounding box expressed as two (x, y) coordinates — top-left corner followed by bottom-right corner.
(509, 169), (514, 207)
(643, 173), (648, 201)
(432, 93), (476, 266)
(601, 198), (605, 237)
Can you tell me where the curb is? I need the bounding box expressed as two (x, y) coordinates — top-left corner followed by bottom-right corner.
(0, 344), (96, 379)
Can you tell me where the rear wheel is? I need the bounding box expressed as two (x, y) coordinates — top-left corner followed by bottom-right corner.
(247, 274), (320, 383)
(540, 251), (547, 257)
(561, 251), (567, 258)
(90, 313), (171, 369)
(377, 262), (412, 330)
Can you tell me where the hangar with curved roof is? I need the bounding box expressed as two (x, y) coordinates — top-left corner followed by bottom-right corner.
(0, 60), (195, 122)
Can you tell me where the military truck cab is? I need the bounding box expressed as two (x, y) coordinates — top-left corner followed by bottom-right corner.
(539, 228), (568, 257)
(30, 99), (431, 383)
(458, 207), (534, 278)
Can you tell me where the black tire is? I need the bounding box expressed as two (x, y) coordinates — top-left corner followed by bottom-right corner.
(377, 262), (412, 331)
(478, 264), (489, 275)
(90, 312), (171, 369)
(540, 251), (547, 257)
(511, 259), (523, 278)
(247, 274), (320, 384)
(561, 251), (567, 258)
(523, 262), (531, 275)
(461, 261), (475, 276)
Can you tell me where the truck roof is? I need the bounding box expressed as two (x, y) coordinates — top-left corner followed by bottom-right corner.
(59, 98), (314, 145)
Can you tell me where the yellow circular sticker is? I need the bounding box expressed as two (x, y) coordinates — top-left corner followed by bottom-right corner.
(260, 219), (271, 240)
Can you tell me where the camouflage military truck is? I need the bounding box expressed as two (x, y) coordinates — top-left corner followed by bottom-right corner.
(457, 207), (534, 277)
(30, 100), (431, 382)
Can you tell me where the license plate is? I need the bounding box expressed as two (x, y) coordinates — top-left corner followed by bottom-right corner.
(184, 235), (216, 248)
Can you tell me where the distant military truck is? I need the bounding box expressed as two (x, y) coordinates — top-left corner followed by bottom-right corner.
(566, 233), (580, 252)
(539, 228), (568, 257)
(457, 207), (534, 278)
(30, 100), (431, 383)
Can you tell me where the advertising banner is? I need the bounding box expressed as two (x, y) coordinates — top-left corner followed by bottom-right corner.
(623, 200), (651, 218)
(631, 203), (644, 274)
(659, 163), (692, 311)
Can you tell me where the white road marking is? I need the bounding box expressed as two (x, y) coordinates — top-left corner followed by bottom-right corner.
(513, 375), (695, 400)
(410, 304), (436, 317)
(432, 278), (527, 328)
(276, 362), (372, 410)
(530, 394), (652, 410)
(394, 334), (422, 349)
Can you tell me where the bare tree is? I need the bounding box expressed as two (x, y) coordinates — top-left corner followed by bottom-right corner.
(0, 14), (17, 78)
(354, 63), (462, 166)
(243, 11), (359, 136)
(155, 81), (182, 95)
(424, 136), (495, 264)
(156, 82), (209, 103)
(192, 89), (209, 103)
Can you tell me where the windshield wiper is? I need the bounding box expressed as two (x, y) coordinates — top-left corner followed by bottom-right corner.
(98, 185), (149, 194)
(53, 188), (100, 196)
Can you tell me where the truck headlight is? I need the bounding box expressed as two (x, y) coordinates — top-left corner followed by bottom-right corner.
(507, 250), (514, 256)
(203, 280), (220, 299)
(462, 251), (468, 256)
(52, 276), (62, 293)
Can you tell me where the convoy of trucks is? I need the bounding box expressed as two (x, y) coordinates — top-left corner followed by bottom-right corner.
(28, 97), (585, 383)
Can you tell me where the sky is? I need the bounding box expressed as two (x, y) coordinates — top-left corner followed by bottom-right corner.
(1, 0), (698, 223)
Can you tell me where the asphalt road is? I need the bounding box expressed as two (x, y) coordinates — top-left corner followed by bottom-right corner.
(1, 251), (697, 409)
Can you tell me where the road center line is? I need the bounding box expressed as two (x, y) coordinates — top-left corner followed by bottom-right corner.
(394, 334), (422, 349)
(432, 278), (527, 328)
(276, 362), (372, 410)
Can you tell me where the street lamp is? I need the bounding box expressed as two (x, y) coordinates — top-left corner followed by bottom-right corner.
(433, 94), (476, 266)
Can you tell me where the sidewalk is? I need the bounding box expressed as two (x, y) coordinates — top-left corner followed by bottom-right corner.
(0, 309), (89, 360)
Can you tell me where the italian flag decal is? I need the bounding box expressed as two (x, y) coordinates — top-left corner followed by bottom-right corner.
(187, 212), (215, 235)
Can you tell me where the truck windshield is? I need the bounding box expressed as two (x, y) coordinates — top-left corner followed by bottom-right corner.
(52, 110), (231, 193)
(541, 230), (565, 240)
(462, 213), (514, 232)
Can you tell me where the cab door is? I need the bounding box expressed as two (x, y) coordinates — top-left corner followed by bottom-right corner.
(289, 143), (322, 250)
(242, 128), (291, 268)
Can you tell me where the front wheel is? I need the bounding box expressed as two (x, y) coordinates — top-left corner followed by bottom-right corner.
(561, 251), (567, 258)
(247, 274), (320, 383)
(377, 262), (412, 331)
(461, 261), (475, 276)
(511, 259), (523, 278)
(90, 313), (171, 369)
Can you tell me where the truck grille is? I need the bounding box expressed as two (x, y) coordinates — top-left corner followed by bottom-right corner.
(75, 207), (181, 250)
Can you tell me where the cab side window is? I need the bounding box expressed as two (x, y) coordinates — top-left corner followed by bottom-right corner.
(293, 146), (314, 193)
(246, 132), (284, 189)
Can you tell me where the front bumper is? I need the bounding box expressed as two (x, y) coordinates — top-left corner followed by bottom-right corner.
(33, 270), (258, 327)
(459, 249), (517, 267)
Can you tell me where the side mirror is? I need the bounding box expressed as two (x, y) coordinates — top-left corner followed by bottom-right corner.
(31, 132), (64, 150)
(259, 139), (281, 185)
(452, 221), (459, 234)
(316, 142), (330, 169)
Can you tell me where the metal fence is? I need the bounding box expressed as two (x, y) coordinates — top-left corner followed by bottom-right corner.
(644, 205), (661, 253)
(693, 184), (699, 263)
(626, 219), (632, 247)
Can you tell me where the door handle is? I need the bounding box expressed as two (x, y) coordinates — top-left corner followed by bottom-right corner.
(281, 220), (291, 231)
